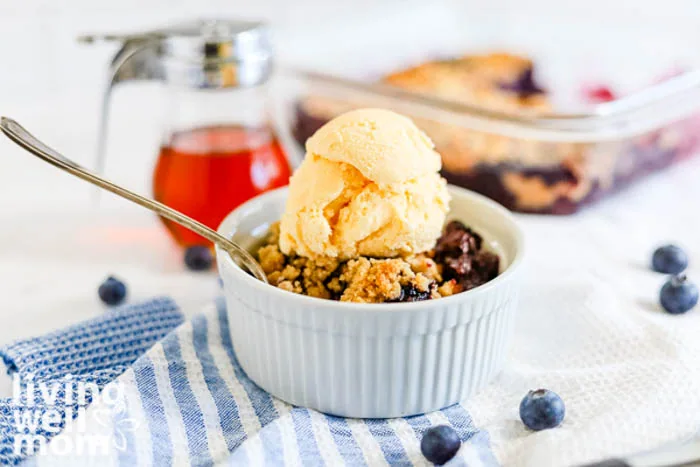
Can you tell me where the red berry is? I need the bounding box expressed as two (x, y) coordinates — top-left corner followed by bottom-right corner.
(584, 85), (616, 103)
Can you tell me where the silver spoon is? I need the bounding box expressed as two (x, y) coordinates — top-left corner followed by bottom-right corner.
(0, 117), (268, 283)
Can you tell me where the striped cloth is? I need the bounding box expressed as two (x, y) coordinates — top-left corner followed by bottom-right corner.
(14, 297), (497, 466)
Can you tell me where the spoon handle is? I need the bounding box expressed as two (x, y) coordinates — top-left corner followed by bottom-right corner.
(0, 117), (267, 283)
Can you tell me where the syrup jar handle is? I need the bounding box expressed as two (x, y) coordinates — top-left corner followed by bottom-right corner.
(81, 36), (165, 178)
(80, 19), (274, 180)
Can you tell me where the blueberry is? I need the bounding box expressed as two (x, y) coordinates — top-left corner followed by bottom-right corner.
(184, 246), (214, 271)
(98, 276), (127, 306)
(390, 284), (432, 302)
(660, 274), (698, 314)
(420, 425), (461, 465)
(499, 67), (545, 97)
(652, 245), (688, 274)
(519, 389), (565, 431)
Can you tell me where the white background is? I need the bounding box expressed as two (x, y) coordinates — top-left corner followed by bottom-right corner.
(0, 1), (700, 456)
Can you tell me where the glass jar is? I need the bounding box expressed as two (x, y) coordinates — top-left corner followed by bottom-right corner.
(87, 19), (291, 247)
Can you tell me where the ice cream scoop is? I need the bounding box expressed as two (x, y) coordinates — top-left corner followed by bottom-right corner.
(280, 108), (451, 259)
(305, 107), (442, 185)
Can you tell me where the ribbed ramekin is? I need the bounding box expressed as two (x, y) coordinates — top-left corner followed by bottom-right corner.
(216, 185), (524, 418)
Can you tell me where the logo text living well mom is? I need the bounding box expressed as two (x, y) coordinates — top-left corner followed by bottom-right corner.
(10, 373), (136, 456)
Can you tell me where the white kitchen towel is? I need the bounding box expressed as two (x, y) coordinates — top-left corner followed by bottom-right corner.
(461, 208), (700, 467)
(466, 269), (700, 466)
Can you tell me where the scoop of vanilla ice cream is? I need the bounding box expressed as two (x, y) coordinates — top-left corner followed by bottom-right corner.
(280, 108), (450, 259)
(305, 107), (442, 185)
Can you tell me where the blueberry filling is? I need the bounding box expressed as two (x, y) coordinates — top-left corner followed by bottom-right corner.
(435, 220), (480, 256)
(435, 220), (499, 290)
(258, 221), (500, 302)
(499, 66), (545, 97)
(390, 284), (433, 303)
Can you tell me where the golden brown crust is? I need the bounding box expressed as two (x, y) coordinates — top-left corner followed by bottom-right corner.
(405, 255), (442, 282)
(256, 219), (492, 303)
(258, 245), (286, 275)
(383, 52), (550, 113)
(256, 223), (457, 303)
(339, 258), (413, 303)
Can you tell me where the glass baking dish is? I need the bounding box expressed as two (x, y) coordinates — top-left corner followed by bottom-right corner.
(271, 1), (700, 214)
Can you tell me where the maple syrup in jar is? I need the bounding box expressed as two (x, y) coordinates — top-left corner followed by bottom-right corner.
(153, 124), (290, 247)
(142, 21), (292, 247)
(88, 20), (289, 247)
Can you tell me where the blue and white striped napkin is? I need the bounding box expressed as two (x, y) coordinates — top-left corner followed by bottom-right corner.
(1, 297), (497, 466)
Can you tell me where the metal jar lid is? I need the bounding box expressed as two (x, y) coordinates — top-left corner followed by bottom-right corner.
(80, 18), (273, 89)
(163, 19), (273, 88)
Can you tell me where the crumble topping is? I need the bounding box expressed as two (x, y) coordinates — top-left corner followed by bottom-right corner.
(383, 52), (550, 113)
(256, 221), (499, 303)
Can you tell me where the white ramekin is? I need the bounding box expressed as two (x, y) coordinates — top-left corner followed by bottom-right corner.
(216, 185), (524, 418)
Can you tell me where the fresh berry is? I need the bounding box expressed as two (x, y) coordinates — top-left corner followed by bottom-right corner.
(499, 67), (545, 97)
(519, 389), (565, 431)
(420, 425), (461, 465)
(184, 245), (214, 271)
(391, 284), (432, 303)
(584, 85), (616, 103)
(660, 274), (698, 314)
(98, 276), (127, 306)
(652, 245), (688, 274)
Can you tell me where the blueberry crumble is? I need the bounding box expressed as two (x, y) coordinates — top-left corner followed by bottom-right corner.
(256, 221), (500, 303)
(292, 52), (700, 214)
